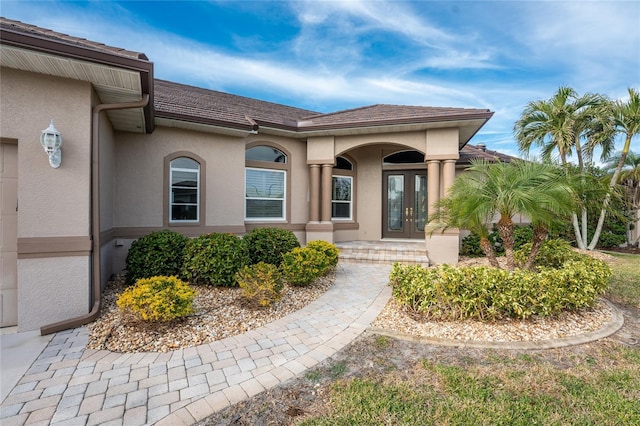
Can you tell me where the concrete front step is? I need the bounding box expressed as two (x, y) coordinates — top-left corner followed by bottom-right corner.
(336, 240), (430, 266)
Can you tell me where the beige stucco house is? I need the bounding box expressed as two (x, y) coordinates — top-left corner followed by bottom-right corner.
(0, 18), (495, 333)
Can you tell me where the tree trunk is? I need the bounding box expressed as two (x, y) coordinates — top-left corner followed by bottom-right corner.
(497, 218), (515, 271)
(572, 213), (586, 249)
(588, 134), (632, 250)
(479, 236), (500, 269)
(523, 225), (548, 270)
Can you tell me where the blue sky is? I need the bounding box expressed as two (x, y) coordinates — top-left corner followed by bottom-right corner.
(2, 1), (639, 160)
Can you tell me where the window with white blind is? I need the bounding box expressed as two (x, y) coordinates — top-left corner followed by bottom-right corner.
(169, 157), (200, 222)
(245, 167), (286, 220)
(245, 145), (288, 221)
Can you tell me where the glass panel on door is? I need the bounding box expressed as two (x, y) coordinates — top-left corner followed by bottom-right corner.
(414, 174), (427, 233)
(387, 175), (404, 231)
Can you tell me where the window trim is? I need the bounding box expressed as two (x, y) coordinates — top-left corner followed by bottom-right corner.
(163, 152), (206, 227)
(332, 155), (357, 223)
(331, 175), (353, 220)
(244, 142), (291, 223)
(244, 167), (287, 221)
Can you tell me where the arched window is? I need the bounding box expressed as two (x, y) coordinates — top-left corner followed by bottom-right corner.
(332, 156), (355, 220)
(169, 157), (200, 223)
(245, 145), (288, 221)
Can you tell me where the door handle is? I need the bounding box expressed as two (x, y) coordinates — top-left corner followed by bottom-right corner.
(405, 207), (409, 222)
(409, 207), (413, 222)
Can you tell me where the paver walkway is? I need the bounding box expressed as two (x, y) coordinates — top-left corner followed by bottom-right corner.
(0, 263), (391, 425)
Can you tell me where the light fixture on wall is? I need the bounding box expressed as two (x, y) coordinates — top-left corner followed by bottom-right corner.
(40, 119), (63, 168)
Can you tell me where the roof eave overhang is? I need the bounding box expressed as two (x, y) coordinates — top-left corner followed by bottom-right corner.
(155, 114), (258, 138)
(0, 27), (155, 133)
(257, 113), (494, 143)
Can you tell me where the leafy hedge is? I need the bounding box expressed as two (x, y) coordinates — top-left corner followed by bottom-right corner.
(389, 254), (611, 320)
(125, 230), (189, 284)
(243, 227), (300, 266)
(181, 233), (250, 287)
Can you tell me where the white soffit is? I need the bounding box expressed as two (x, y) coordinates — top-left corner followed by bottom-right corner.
(1, 45), (145, 133)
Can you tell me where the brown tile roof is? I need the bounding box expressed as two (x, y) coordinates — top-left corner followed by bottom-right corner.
(299, 104), (493, 130)
(458, 144), (517, 164)
(154, 79), (493, 133)
(154, 79), (318, 131)
(0, 17), (148, 60)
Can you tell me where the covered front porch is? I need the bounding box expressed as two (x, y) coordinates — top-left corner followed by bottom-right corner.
(303, 129), (464, 265)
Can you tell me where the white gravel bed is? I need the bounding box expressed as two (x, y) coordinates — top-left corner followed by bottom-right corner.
(86, 272), (335, 353)
(371, 298), (613, 342)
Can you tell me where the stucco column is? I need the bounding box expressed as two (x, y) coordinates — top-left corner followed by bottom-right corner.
(427, 160), (441, 218)
(321, 163), (333, 222)
(442, 159), (456, 197)
(309, 164), (320, 222)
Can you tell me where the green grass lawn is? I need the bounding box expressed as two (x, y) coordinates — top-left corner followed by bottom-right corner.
(301, 255), (640, 426)
(605, 253), (640, 308)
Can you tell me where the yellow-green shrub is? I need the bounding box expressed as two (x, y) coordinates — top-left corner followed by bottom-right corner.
(306, 240), (339, 269)
(116, 276), (196, 322)
(389, 256), (611, 320)
(235, 262), (284, 308)
(281, 247), (328, 286)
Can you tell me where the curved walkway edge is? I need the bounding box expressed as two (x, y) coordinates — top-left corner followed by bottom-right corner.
(368, 298), (625, 351)
(0, 263), (392, 426)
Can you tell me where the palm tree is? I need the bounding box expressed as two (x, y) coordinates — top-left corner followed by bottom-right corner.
(603, 150), (640, 246)
(431, 160), (576, 271)
(514, 86), (610, 249)
(589, 88), (640, 249)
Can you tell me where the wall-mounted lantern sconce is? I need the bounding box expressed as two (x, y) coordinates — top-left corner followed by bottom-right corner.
(40, 119), (63, 168)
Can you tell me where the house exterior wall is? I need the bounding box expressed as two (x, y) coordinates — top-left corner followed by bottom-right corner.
(98, 103), (117, 288)
(111, 128), (310, 275)
(114, 126), (246, 230)
(1, 67), (92, 331)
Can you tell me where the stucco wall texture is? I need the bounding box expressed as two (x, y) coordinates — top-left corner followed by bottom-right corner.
(1, 67), (92, 331)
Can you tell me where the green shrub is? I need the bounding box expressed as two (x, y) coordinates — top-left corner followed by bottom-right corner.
(514, 238), (582, 269)
(596, 232), (626, 249)
(305, 240), (340, 269)
(460, 226), (532, 258)
(513, 225), (534, 249)
(235, 262), (284, 308)
(125, 230), (189, 285)
(460, 233), (485, 257)
(243, 227), (300, 265)
(389, 256), (611, 320)
(116, 275), (196, 322)
(181, 233), (250, 287)
(281, 247), (328, 286)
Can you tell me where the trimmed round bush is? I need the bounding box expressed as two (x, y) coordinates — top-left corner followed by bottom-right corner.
(181, 233), (250, 287)
(243, 227), (300, 265)
(281, 247), (328, 286)
(305, 240), (339, 269)
(117, 275), (196, 322)
(389, 255), (611, 320)
(125, 230), (189, 285)
(236, 262), (284, 308)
